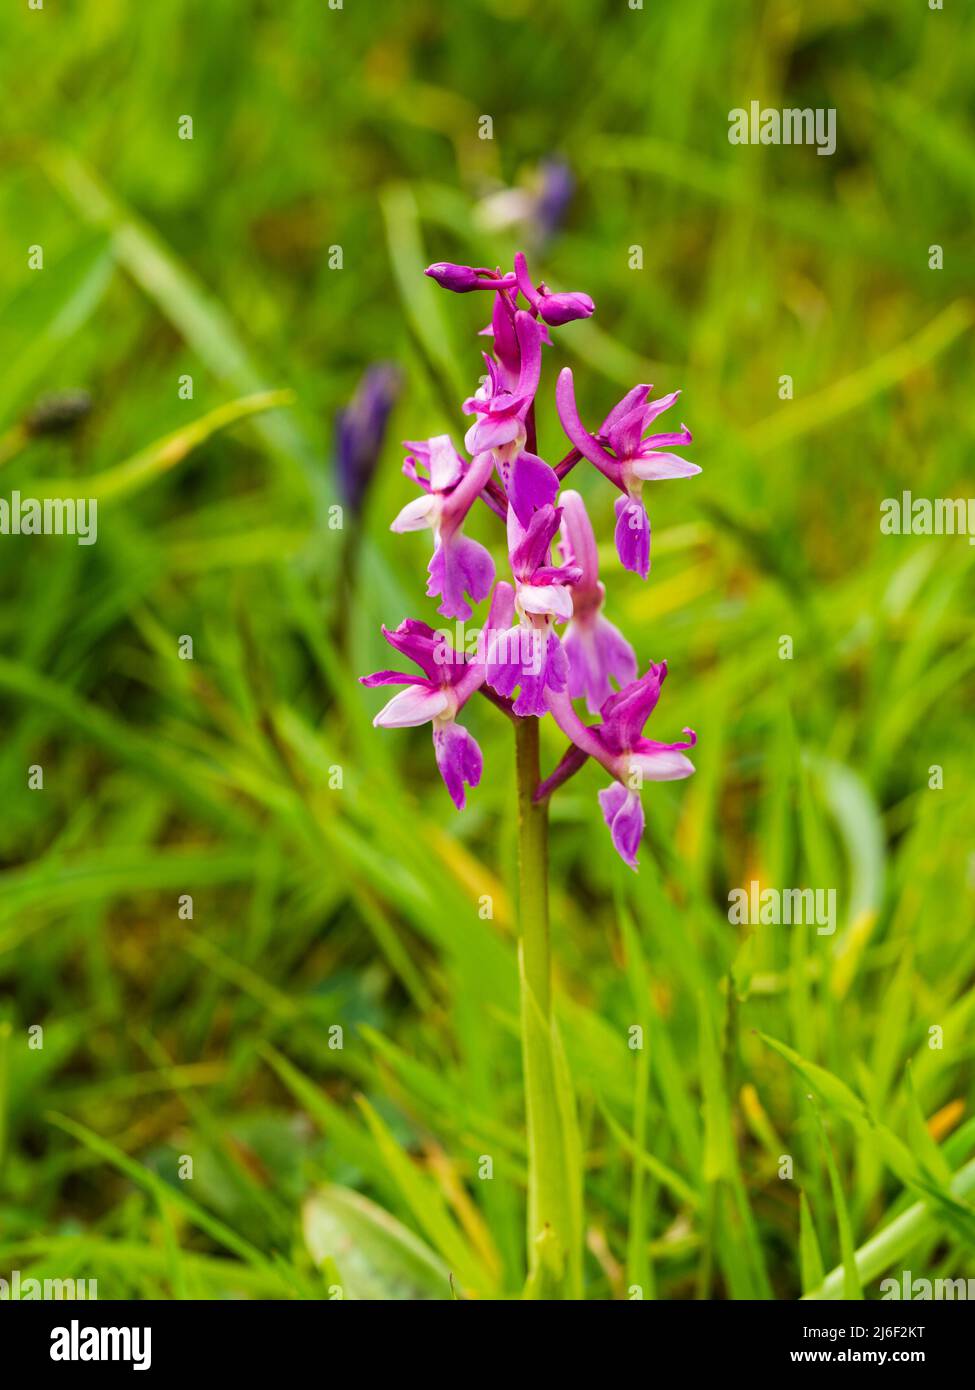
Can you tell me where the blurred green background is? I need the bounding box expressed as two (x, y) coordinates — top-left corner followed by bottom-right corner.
(0, 0), (973, 1300)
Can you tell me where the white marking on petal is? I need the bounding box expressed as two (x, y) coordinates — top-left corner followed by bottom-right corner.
(518, 582), (574, 622)
(390, 494), (440, 533)
(373, 684), (449, 728)
(629, 750), (696, 782)
(630, 453), (701, 481)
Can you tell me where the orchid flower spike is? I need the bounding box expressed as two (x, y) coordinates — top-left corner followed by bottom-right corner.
(555, 368), (700, 578)
(364, 247), (699, 875)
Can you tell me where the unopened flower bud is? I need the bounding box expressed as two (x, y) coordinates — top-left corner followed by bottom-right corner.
(537, 291), (595, 326)
(425, 262), (483, 292)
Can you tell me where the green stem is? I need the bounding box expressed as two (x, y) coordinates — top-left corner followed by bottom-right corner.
(514, 722), (581, 1295)
(515, 715), (550, 1015)
(516, 714), (579, 1297)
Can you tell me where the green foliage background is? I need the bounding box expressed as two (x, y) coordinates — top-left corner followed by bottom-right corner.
(0, 0), (973, 1299)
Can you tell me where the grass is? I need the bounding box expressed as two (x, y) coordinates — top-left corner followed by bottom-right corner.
(0, 0), (973, 1300)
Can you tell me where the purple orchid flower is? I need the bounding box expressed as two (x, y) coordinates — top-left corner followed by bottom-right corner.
(468, 293), (558, 527)
(361, 585), (515, 809)
(486, 505), (581, 717)
(593, 663), (696, 869)
(478, 282), (553, 373)
(392, 435), (496, 621)
(558, 489), (637, 713)
(513, 252), (594, 327)
(555, 368), (700, 579)
(544, 663), (695, 869)
(463, 310), (544, 457)
(335, 363), (401, 518)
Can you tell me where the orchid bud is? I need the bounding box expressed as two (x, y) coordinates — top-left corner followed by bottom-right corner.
(425, 262), (482, 292)
(537, 291), (595, 326)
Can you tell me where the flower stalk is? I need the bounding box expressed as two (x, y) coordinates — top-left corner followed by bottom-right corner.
(515, 714), (550, 1015)
(514, 715), (559, 1292)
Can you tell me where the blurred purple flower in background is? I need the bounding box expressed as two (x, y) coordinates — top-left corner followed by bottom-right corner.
(335, 362), (401, 518)
(474, 157), (576, 251)
(534, 158), (575, 246)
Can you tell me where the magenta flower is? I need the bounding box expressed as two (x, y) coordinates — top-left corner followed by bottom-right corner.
(361, 585), (515, 809)
(393, 435), (495, 621)
(471, 293), (558, 527)
(558, 490), (637, 713)
(501, 449), (559, 530)
(486, 506), (580, 717)
(555, 369), (700, 578)
(463, 310), (544, 456)
(593, 662), (697, 780)
(513, 252), (594, 327)
(543, 662), (695, 869)
(593, 663), (696, 869)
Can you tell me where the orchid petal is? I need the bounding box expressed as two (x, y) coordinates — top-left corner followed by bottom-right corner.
(427, 532), (495, 621)
(507, 450), (559, 529)
(613, 495), (650, 578)
(630, 452), (701, 481)
(597, 784), (645, 870)
(599, 384), (652, 437)
(555, 368), (622, 484)
(426, 434), (465, 491)
(432, 720), (483, 809)
(630, 745), (696, 782)
(391, 494), (440, 533)
(373, 683), (449, 728)
(558, 489), (599, 591)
